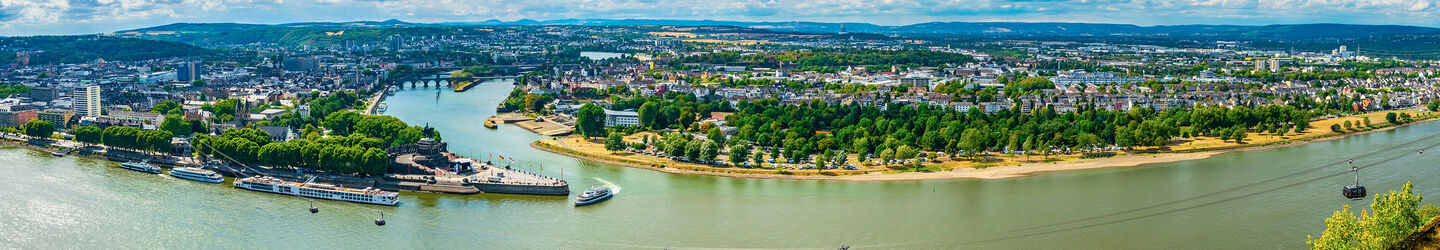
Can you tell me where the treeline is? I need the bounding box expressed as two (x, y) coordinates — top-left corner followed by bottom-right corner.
(0, 36), (214, 65)
(195, 111), (438, 175)
(699, 98), (1317, 163)
(611, 92), (733, 131)
(670, 49), (974, 69)
(0, 84), (31, 97)
(1230, 69), (1374, 82)
(70, 126), (175, 153)
(308, 91), (359, 118)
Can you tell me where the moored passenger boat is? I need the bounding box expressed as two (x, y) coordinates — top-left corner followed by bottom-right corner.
(169, 167), (225, 184)
(233, 176), (399, 206)
(119, 161), (162, 174)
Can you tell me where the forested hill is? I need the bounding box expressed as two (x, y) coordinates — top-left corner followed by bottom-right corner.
(0, 36), (214, 65)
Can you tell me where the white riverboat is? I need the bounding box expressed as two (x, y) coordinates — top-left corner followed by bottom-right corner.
(233, 176), (399, 206)
(169, 167), (225, 184)
(119, 161), (162, 174)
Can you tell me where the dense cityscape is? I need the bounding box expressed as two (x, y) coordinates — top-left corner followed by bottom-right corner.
(4, 19), (1440, 248)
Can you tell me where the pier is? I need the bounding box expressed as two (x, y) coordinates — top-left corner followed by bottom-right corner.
(386, 138), (569, 195)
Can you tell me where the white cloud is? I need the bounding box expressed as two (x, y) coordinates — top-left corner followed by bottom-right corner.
(0, 0), (1438, 35)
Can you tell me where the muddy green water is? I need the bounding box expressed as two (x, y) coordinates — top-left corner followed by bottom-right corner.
(3, 79), (1438, 249)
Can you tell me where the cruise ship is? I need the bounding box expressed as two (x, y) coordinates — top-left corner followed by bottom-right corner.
(168, 167), (225, 184)
(119, 161), (162, 174)
(233, 176), (399, 206)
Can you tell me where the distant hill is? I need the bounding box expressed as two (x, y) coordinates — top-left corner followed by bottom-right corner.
(0, 36), (214, 65)
(114, 19), (426, 34)
(114, 19), (1440, 41)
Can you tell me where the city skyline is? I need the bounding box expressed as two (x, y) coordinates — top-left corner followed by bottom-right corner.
(3, 0), (1440, 36)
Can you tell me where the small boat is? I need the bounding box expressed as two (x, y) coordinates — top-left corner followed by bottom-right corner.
(483, 118), (498, 129)
(169, 167), (225, 184)
(51, 151), (64, 157)
(120, 161), (162, 174)
(574, 186), (613, 206)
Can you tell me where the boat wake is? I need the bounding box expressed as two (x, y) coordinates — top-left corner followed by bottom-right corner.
(592, 178), (620, 194)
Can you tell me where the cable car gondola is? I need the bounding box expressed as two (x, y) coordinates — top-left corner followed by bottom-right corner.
(1343, 165), (1366, 200)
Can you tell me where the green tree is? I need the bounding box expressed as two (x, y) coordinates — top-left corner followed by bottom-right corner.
(159, 115), (190, 137)
(1429, 100), (1439, 112)
(1308, 182), (1438, 249)
(638, 101), (660, 129)
(729, 144), (751, 166)
(1386, 112), (1399, 124)
(897, 145), (919, 161)
(958, 128), (986, 159)
(73, 126), (102, 145)
(21, 120), (55, 139)
(604, 132), (626, 151)
(1331, 124), (1343, 133)
(751, 148), (766, 166)
(879, 148), (896, 166)
(575, 104), (608, 138)
(707, 128), (726, 145)
(1230, 129), (1247, 143)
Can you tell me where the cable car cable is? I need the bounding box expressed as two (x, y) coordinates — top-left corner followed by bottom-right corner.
(856, 132), (1440, 248)
(856, 136), (1440, 248)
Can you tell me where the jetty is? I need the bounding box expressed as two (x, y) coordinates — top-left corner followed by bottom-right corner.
(488, 113), (574, 136)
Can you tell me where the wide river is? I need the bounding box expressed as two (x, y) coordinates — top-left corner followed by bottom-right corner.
(3, 79), (1438, 248)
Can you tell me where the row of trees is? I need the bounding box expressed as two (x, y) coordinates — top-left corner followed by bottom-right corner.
(671, 49), (975, 69)
(21, 120), (55, 139)
(90, 126), (174, 153)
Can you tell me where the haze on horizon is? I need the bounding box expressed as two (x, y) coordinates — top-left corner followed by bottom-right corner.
(1, 0), (1437, 36)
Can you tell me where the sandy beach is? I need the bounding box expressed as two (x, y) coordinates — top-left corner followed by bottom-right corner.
(533, 113), (1439, 181)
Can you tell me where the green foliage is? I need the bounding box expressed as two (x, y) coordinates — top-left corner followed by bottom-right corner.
(159, 115), (190, 137)
(575, 104), (608, 138)
(0, 36), (214, 65)
(0, 83), (31, 97)
(1428, 100), (1439, 112)
(21, 120), (55, 138)
(604, 132), (626, 151)
(1308, 182), (1437, 249)
(730, 143), (751, 165)
(673, 48), (974, 68)
(101, 126), (172, 153)
(73, 126), (102, 144)
(307, 91), (358, 118)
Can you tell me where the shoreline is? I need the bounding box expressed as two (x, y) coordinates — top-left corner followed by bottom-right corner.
(533, 116), (1440, 181)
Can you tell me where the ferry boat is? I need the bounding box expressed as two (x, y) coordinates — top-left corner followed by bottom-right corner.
(168, 167), (225, 184)
(574, 186), (613, 206)
(119, 161), (162, 174)
(233, 176), (399, 206)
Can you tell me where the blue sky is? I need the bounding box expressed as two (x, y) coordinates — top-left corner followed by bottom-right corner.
(1, 0), (1437, 36)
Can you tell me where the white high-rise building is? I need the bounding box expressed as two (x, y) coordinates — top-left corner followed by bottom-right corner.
(73, 85), (101, 118)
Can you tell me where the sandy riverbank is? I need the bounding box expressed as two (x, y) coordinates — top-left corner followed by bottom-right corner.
(533, 114), (1440, 181)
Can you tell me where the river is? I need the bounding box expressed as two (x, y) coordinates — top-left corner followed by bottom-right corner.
(2, 79), (1437, 248)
